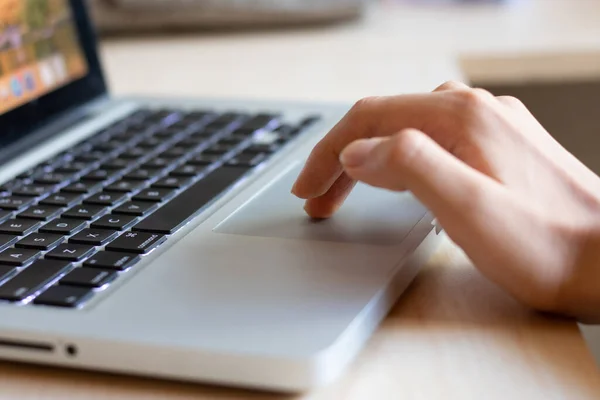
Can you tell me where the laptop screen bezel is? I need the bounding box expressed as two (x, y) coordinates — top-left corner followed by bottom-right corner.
(0, 0), (107, 149)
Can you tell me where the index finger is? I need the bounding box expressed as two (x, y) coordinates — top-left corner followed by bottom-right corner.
(291, 92), (457, 199)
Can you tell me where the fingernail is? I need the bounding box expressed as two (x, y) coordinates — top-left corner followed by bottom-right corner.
(340, 138), (381, 168)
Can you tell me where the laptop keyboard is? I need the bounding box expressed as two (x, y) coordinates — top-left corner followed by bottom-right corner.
(0, 107), (320, 309)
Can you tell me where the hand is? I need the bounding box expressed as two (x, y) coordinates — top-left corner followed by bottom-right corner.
(292, 81), (600, 322)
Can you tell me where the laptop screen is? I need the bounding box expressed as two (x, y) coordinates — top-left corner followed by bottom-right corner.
(0, 0), (88, 116)
(0, 0), (105, 160)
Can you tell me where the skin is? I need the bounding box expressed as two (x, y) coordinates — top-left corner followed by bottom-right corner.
(291, 81), (600, 323)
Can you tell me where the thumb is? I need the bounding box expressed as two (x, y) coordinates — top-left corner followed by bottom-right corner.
(339, 129), (502, 234)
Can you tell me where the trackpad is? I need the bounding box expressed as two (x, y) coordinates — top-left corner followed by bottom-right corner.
(214, 164), (428, 245)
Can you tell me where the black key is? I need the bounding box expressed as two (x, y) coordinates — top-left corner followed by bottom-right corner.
(0, 248), (41, 266)
(12, 184), (55, 197)
(161, 146), (188, 159)
(46, 244), (95, 262)
(0, 259), (71, 301)
(106, 231), (165, 254)
(16, 233), (64, 250)
(61, 180), (102, 194)
(0, 210), (13, 224)
(84, 251), (139, 271)
(123, 168), (161, 181)
(76, 151), (107, 163)
(92, 141), (122, 153)
(299, 114), (321, 127)
(137, 137), (163, 149)
(101, 158), (131, 170)
(81, 169), (119, 182)
(61, 268), (117, 288)
(187, 153), (221, 166)
(70, 229), (118, 246)
(219, 134), (247, 145)
(62, 204), (108, 221)
(133, 166), (249, 234)
(83, 192), (127, 207)
(0, 234), (18, 251)
(91, 214), (137, 231)
(0, 219), (40, 235)
(244, 143), (280, 154)
(133, 188), (175, 203)
(18, 205), (62, 221)
(113, 201), (158, 217)
(169, 164), (206, 177)
(40, 218), (86, 235)
(0, 265), (16, 282)
(33, 285), (93, 308)
(40, 192), (83, 207)
(35, 172), (73, 185)
(55, 161), (93, 174)
(141, 158), (171, 170)
(203, 143), (236, 155)
(152, 176), (191, 189)
(104, 180), (145, 193)
(239, 113), (278, 131)
(0, 196), (35, 211)
(119, 147), (147, 160)
(226, 152), (267, 167)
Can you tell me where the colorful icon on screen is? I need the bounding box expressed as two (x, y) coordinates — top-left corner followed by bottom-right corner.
(24, 72), (35, 91)
(11, 77), (22, 97)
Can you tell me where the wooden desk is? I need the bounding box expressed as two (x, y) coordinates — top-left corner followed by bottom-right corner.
(3, 0), (600, 398)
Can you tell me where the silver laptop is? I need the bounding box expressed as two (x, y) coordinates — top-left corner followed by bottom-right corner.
(0, 0), (441, 392)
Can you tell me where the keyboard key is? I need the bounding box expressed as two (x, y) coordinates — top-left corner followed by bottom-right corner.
(244, 143), (280, 154)
(0, 234), (18, 251)
(12, 184), (55, 197)
(187, 154), (221, 166)
(35, 172), (74, 185)
(0, 210), (13, 224)
(119, 147), (147, 160)
(55, 161), (94, 174)
(33, 285), (93, 308)
(46, 244), (95, 262)
(133, 188), (175, 203)
(123, 168), (161, 181)
(70, 229), (118, 246)
(61, 180), (102, 194)
(61, 268), (116, 288)
(113, 201), (158, 217)
(170, 164), (206, 177)
(299, 115), (321, 127)
(40, 192), (83, 207)
(226, 152), (266, 167)
(0, 196), (35, 211)
(0, 248), (41, 266)
(81, 169), (119, 182)
(101, 158), (131, 170)
(91, 214), (137, 231)
(203, 143), (236, 155)
(0, 265), (16, 282)
(161, 146), (188, 159)
(240, 113), (278, 131)
(0, 259), (71, 301)
(0, 219), (40, 235)
(62, 204), (108, 220)
(104, 180), (145, 193)
(18, 205), (62, 221)
(152, 176), (191, 189)
(16, 233), (64, 250)
(40, 218), (87, 235)
(141, 158), (171, 170)
(83, 192), (127, 207)
(133, 166), (250, 234)
(106, 231), (165, 254)
(84, 251), (139, 271)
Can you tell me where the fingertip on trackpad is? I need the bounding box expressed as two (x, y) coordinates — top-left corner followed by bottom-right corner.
(213, 165), (428, 245)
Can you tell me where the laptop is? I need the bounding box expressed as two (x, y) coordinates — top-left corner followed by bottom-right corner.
(0, 0), (441, 392)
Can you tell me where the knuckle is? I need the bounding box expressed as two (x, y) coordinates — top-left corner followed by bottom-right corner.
(455, 88), (491, 109)
(434, 80), (468, 92)
(349, 96), (380, 116)
(498, 95), (525, 109)
(386, 129), (426, 169)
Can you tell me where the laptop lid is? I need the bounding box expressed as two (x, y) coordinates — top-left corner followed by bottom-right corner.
(0, 0), (106, 155)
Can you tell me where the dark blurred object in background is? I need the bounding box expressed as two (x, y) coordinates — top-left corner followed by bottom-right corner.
(90, 0), (369, 34)
(482, 79), (600, 175)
